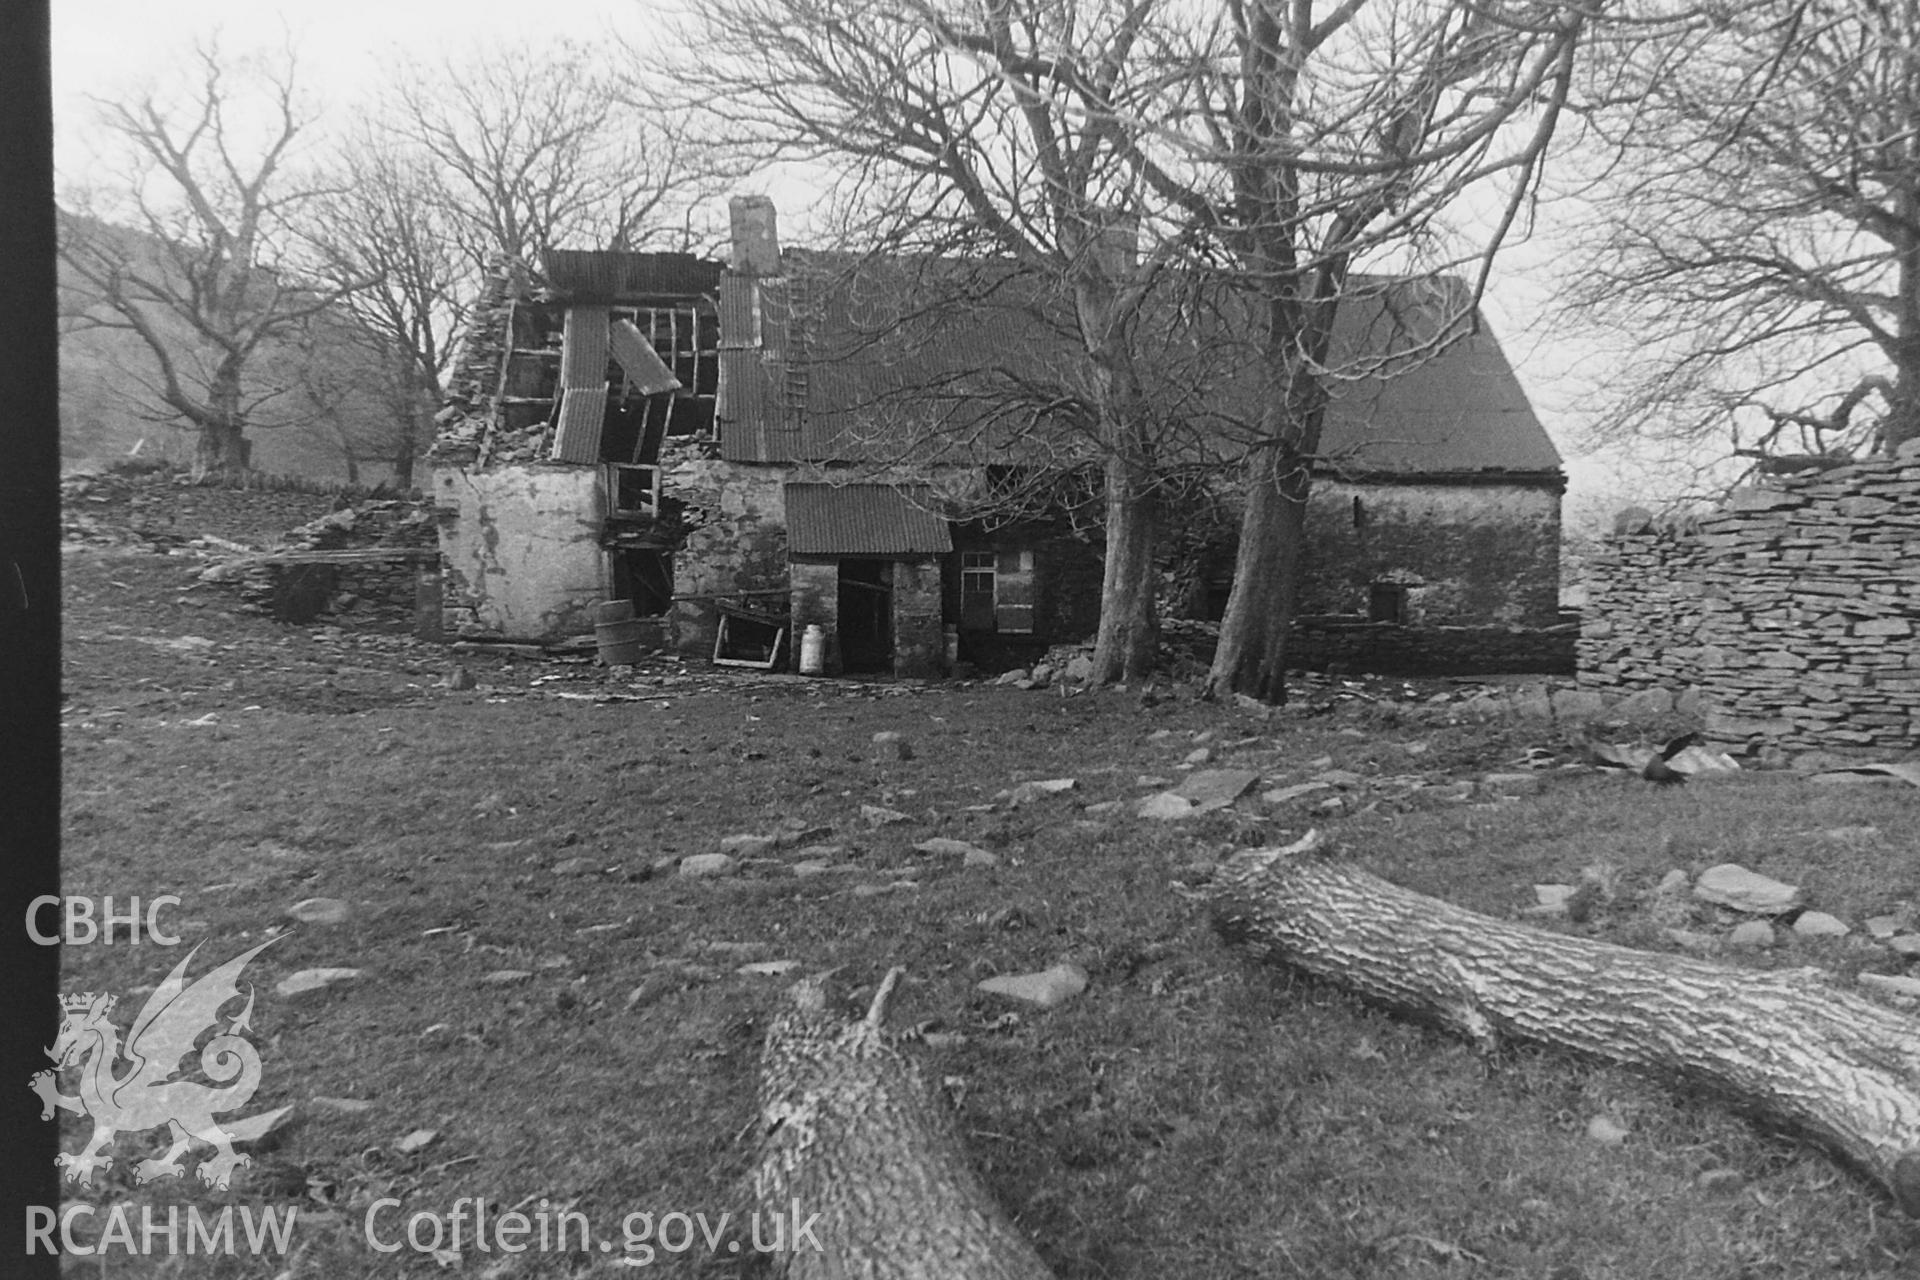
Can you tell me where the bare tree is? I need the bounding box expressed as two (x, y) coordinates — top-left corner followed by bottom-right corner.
(684, 0), (1591, 697)
(57, 42), (356, 472)
(1552, 0), (1920, 465)
(297, 135), (469, 488)
(384, 43), (718, 271)
(280, 309), (431, 488)
(1179, 1), (1592, 701)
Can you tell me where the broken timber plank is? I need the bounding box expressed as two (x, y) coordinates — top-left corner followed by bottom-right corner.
(1205, 831), (1920, 1216)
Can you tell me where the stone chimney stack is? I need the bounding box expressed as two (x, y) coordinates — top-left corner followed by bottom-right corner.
(729, 196), (781, 277)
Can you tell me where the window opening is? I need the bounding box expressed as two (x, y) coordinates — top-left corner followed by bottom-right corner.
(1368, 581), (1408, 624)
(607, 464), (662, 518)
(956, 548), (1034, 633)
(610, 303), (719, 437)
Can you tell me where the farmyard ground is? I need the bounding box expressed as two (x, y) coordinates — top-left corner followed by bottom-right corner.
(53, 540), (1920, 1278)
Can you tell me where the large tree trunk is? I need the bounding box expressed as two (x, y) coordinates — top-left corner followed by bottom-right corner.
(1206, 833), (1920, 1216)
(1203, 440), (1310, 703)
(195, 364), (252, 472)
(1091, 447), (1160, 684)
(750, 970), (1057, 1279)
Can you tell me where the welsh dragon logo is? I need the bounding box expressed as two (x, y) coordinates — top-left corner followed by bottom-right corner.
(33, 938), (277, 1191)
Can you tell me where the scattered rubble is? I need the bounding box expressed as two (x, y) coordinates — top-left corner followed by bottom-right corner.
(678, 853), (740, 879)
(276, 968), (362, 1001)
(1692, 864), (1805, 914)
(976, 962), (1089, 1010)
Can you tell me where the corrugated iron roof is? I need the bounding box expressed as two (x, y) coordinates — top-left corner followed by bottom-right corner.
(560, 306), (609, 389)
(716, 253), (1559, 478)
(540, 249), (723, 302)
(785, 483), (954, 555)
(549, 386), (609, 464)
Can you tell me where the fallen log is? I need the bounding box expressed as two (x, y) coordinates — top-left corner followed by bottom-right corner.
(750, 969), (1056, 1279)
(1205, 832), (1920, 1216)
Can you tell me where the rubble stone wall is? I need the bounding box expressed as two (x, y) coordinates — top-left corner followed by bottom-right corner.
(1290, 618), (1578, 676)
(1578, 446), (1920, 756)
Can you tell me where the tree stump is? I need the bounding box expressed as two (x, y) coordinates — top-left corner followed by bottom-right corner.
(1206, 832), (1920, 1216)
(750, 969), (1056, 1278)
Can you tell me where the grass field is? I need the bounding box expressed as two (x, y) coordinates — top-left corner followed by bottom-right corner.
(53, 546), (1920, 1277)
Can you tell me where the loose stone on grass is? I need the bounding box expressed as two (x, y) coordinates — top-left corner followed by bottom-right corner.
(1693, 864), (1804, 914)
(914, 837), (999, 867)
(678, 853), (740, 879)
(285, 898), (350, 926)
(1530, 884), (1576, 916)
(861, 804), (914, 827)
(1005, 778), (1076, 807)
(1136, 792), (1197, 821)
(275, 968), (361, 1001)
(977, 962), (1089, 1010)
(738, 960), (801, 977)
(394, 1129), (439, 1155)
(1888, 935), (1920, 958)
(871, 731), (914, 761)
(1263, 782), (1335, 807)
(1585, 1115), (1630, 1146)
(1792, 911), (1850, 939)
(719, 834), (777, 858)
(1727, 921), (1777, 949)
(1174, 769), (1260, 811)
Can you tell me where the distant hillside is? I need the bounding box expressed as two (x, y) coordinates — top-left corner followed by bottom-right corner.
(58, 211), (416, 484)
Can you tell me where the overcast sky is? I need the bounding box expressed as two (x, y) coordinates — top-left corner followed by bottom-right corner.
(50, 1), (1668, 516)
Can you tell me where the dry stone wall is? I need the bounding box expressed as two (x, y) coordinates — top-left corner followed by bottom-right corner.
(1579, 446), (1920, 757)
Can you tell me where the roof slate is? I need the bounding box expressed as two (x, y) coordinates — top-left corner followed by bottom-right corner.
(717, 254), (1558, 477)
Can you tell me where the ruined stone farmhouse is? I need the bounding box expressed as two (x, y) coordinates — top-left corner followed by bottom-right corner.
(427, 196), (1565, 676)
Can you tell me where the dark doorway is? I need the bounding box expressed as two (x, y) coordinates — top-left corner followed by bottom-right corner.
(837, 559), (893, 673)
(613, 550), (673, 617)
